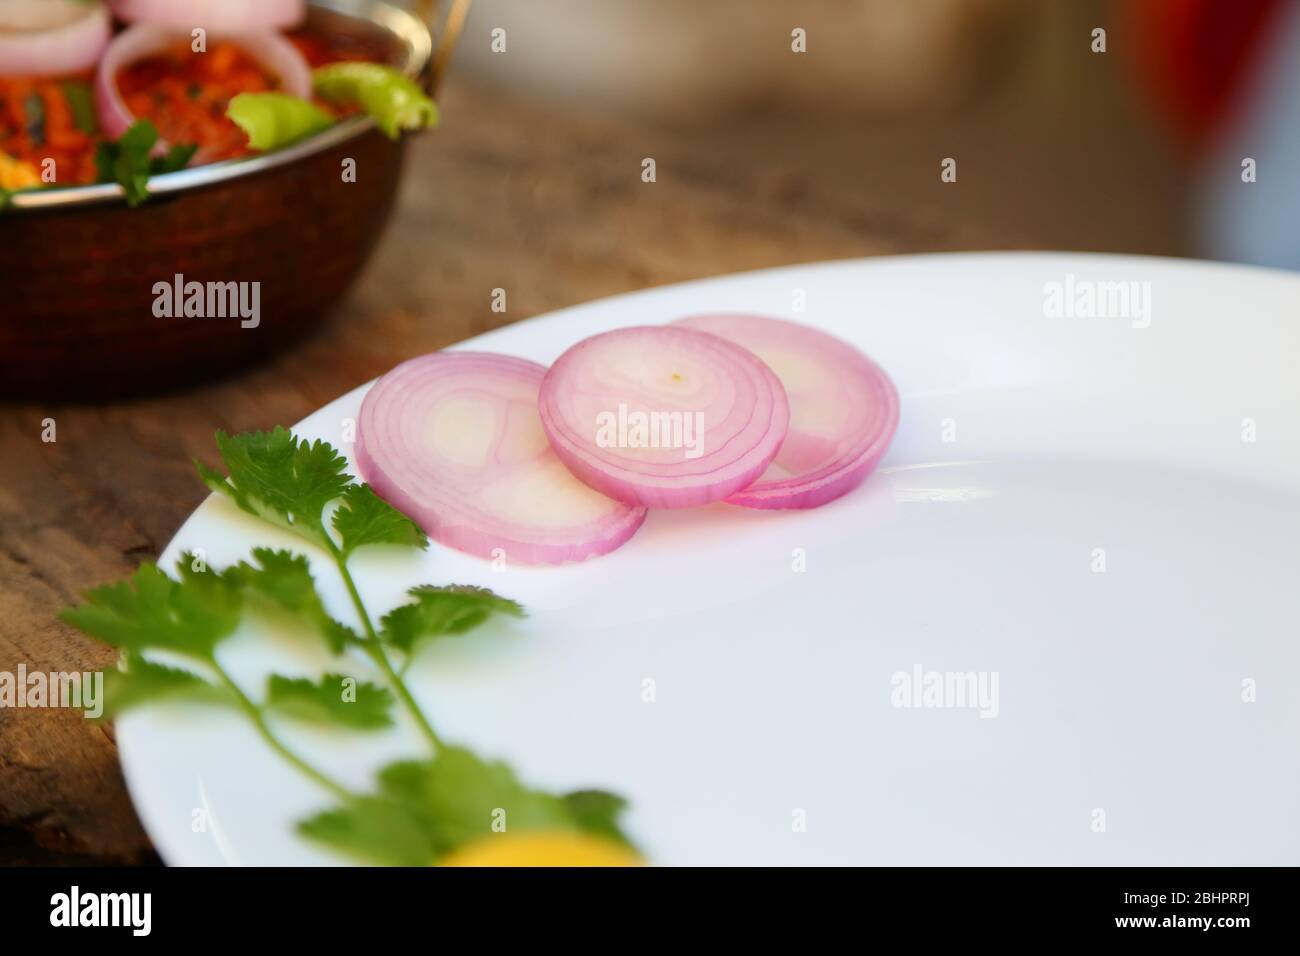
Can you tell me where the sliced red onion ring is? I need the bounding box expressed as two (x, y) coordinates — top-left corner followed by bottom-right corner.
(538, 326), (790, 509)
(675, 314), (899, 509)
(108, 0), (306, 33)
(0, 0), (111, 77)
(357, 352), (647, 566)
(95, 24), (313, 158)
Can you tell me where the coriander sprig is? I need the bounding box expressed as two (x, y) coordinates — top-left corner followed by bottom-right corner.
(62, 556), (364, 802)
(63, 427), (634, 865)
(196, 427), (449, 750)
(93, 120), (197, 208)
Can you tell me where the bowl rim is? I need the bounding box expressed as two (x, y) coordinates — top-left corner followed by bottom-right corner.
(5, 0), (432, 214)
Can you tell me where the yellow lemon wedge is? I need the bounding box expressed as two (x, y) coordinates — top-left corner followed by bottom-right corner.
(440, 832), (644, 868)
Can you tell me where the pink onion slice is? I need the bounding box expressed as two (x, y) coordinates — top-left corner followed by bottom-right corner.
(0, 0), (111, 77)
(538, 326), (790, 509)
(95, 23), (313, 157)
(356, 352), (647, 566)
(675, 314), (899, 510)
(108, 0), (306, 33)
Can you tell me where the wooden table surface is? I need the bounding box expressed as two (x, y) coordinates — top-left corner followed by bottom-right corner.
(0, 77), (986, 864)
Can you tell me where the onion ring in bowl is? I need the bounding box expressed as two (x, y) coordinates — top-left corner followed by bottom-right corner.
(675, 314), (900, 509)
(108, 0), (307, 33)
(94, 24), (313, 159)
(538, 326), (790, 509)
(0, 0), (111, 77)
(357, 352), (647, 565)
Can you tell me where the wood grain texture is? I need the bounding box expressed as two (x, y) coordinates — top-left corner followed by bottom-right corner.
(0, 77), (980, 864)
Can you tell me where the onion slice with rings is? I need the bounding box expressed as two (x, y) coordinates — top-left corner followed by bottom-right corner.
(675, 314), (899, 509)
(108, 0), (307, 33)
(0, 0), (111, 77)
(538, 326), (790, 509)
(94, 23), (313, 158)
(357, 352), (647, 566)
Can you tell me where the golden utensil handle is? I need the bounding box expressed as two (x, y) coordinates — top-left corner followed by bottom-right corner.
(417, 0), (473, 97)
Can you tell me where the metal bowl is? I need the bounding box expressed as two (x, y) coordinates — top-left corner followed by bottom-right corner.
(0, 1), (433, 400)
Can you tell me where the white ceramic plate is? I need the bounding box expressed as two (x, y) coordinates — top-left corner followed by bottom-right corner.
(119, 253), (1300, 866)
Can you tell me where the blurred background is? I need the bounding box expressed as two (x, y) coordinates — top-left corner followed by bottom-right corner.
(446, 0), (1299, 269)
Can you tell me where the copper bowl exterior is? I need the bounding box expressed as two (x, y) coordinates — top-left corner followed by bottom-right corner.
(0, 1), (432, 400)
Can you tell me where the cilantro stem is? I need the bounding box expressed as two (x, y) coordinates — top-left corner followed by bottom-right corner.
(212, 663), (355, 803)
(326, 540), (444, 753)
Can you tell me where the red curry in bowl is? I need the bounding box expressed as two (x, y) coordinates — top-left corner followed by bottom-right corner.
(0, 1), (436, 400)
(0, 28), (391, 188)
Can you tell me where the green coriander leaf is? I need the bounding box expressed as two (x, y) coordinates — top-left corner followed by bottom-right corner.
(151, 142), (197, 174)
(298, 747), (632, 864)
(266, 673), (394, 729)
(93, 120), (193, 208)
(117, 118), (158, 155)
(94, 123), (151, 207)
(312, 63), (438, 140)
(562, 790), (635, 848)
(100, 654), (232, 719)
(380, 586), (525, 654)
(61, 81), (98, 135)
(298, 797), (438, 867)
(379, 747), (572, 853)
(61, 555), (242, 660)
(224, 548), (356, 653)
(196, 428), (352, 548)
(332, 484), (428, 558)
